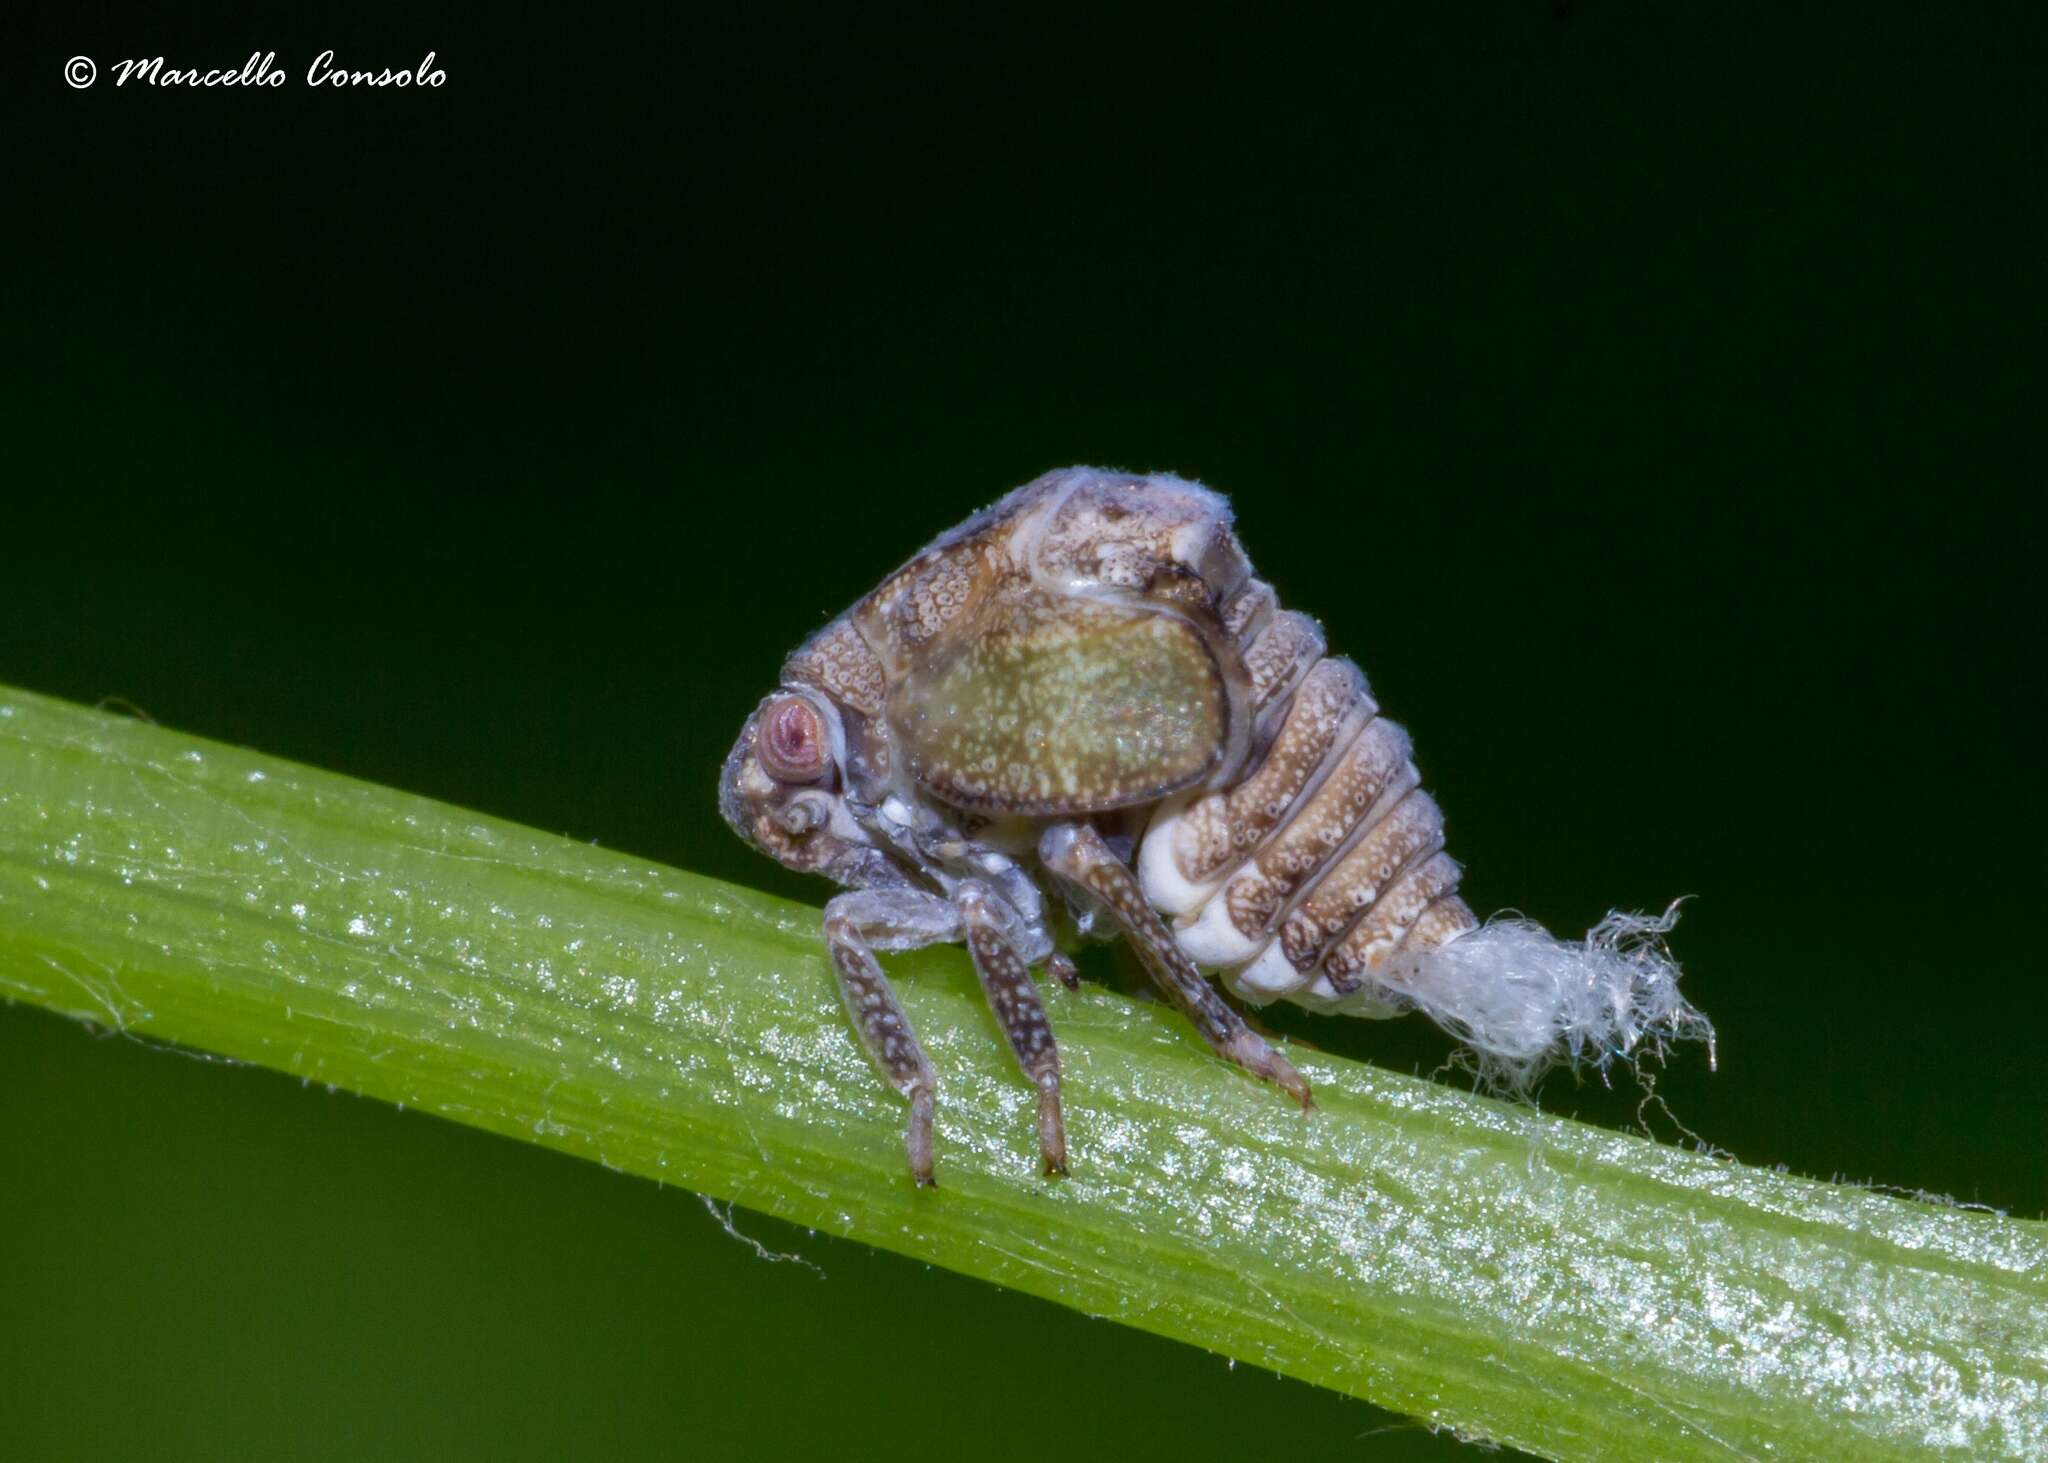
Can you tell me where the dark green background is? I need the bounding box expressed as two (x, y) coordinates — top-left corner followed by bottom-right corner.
(6, 5), (2043, 1460)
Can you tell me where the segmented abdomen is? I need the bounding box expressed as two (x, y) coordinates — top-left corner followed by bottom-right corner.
(1136, 585), (1478, 1014)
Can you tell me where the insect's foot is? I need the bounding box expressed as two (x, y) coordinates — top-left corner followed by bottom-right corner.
(907, 1086), (938, 1188)
(1037, 1076), (1069, 1176)
(1277, 1057), (1314, 1112)
(1046, 952), (1082, 992)
(1227, 1029), (1314, 1111)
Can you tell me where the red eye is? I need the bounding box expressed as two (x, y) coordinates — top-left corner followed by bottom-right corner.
(760, 696), (827, 783)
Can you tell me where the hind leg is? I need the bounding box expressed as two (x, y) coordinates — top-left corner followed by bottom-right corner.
(1040, 823), (1311, 1109)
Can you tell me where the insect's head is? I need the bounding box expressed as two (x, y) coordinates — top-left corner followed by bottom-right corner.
(719, 688), (869, 879)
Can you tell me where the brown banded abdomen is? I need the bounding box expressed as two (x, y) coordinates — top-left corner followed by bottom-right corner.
(1136, 582), (1477, 1013)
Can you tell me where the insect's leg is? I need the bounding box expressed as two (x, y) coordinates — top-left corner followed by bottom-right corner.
(955, 883), (1067, 1176)
(821, 888), (960, 1187)
(1039, 823), (1312, 1110)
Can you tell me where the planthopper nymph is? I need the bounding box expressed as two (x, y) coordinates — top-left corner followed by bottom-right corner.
(721, 468), (1712, 1185)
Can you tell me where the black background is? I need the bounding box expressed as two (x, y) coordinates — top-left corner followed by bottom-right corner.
(6, 5), (2044, 1461)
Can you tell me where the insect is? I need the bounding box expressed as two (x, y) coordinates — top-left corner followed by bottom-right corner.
(721, 467), (1708, 1185)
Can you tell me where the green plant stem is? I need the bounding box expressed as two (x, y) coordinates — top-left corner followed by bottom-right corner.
(1, 685), (2041, 1461)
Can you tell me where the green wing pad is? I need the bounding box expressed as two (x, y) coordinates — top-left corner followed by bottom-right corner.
(893, 592), (1228, 815)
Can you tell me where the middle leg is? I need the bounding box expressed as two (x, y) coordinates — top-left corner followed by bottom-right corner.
(956, 881), (1068, 1176)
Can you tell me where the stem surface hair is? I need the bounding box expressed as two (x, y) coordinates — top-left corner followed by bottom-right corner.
(2, 687), (2041, 1462)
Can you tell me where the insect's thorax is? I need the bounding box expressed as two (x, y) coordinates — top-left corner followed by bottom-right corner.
(781, 468), (1475, 1015)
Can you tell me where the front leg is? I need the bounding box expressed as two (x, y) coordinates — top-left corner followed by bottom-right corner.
(1039, 822), (1312, 1109)
(822, 887), (959, 1186)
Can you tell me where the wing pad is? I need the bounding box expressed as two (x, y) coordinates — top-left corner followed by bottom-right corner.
(893, 591), (1227, 814)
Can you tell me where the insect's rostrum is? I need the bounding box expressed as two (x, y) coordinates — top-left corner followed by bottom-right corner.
(720, 467), (1712, 1184)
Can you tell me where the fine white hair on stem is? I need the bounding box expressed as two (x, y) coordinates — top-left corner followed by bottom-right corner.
(1376, 902), (1716, 1091)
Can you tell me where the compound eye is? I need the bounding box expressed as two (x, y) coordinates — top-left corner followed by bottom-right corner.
(760, 695), (828, 783)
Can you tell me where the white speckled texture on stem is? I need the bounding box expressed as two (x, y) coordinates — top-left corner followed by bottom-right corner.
(1, 686), (2042, 1462)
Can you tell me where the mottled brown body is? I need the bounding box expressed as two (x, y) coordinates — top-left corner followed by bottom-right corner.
(722, 468), (1476, 1183)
